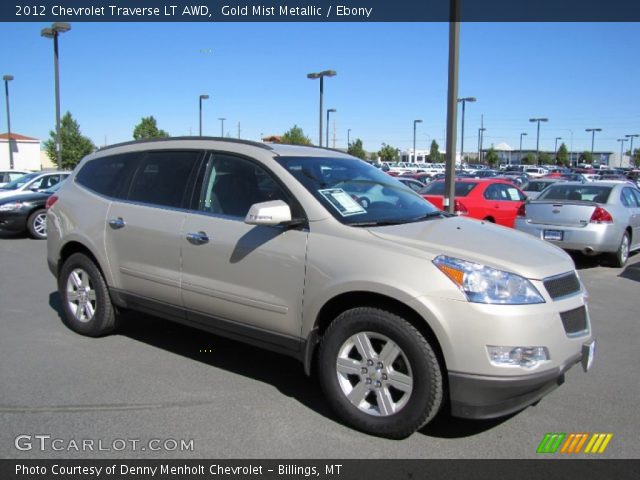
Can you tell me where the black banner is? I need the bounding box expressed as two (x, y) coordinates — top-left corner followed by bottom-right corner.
(3, 0), (640, 22)
(1, 460), (639, 480)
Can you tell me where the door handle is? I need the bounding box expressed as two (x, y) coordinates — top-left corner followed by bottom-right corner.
(108, 217), (126, 229)
(186, 231), (209, 245)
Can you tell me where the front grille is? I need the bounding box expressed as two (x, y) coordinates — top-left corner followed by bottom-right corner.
(543, 271), (581, 300)
(560, 306), (588, 336)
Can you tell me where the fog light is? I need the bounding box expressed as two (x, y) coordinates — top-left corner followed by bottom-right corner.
(487, 346), (550, 368)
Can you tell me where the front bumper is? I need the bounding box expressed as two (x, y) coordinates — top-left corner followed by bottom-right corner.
(449, 340), (594, 419)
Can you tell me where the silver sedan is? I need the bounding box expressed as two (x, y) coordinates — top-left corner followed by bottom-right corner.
(515, 181), (640, 267)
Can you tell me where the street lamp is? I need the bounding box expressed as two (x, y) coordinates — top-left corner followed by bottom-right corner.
(519, 132), (528, 163)
(218, 117), (226, 137)
(554, 137), (562, 156)
(307, 70), (337, 147)
(326, 108), (336, 148)
(3, 75), (14, 169)
(198, 94), (209, 136)
(625, 134), (639, 163)
(617, 138), (628, 168)
(347, 128), (351, 147)
(457, 97), (476, 163)
(529, 118), (548, 164)
(413, 119), (423, 163)
(585, 128), (602, 161)
(478, 127), (486, 163)
(41, 22), (71, 170)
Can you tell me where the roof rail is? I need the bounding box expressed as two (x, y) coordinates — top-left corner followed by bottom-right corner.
(97, 136), (274, 152)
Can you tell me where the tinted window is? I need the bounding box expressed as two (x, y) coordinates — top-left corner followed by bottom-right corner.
(420, 181), (477, 197)
(128, 151), (200, 208)
(76, 153), (139, 198)
(538, 185), (612, 203)
(198, 154), (290, 218)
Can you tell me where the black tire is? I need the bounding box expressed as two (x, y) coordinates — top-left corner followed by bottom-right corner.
(609, 232), (630, 268)
(58, 253), (117, 337)
(318, 307), (443, 439)
(27, 209), (48, 239)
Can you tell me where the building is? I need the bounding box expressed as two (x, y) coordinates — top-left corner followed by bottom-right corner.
(0, 133), (42, 171)
(481, 146), (614, 167)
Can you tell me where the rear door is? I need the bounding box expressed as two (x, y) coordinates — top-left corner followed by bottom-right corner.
(180, 153), (308, 339)
(482, 183), (524, 227)
(622, 187), (640, 249)
(104, 150), (201, 310)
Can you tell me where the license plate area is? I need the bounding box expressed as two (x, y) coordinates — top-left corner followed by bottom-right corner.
(544, 229), (564, 241)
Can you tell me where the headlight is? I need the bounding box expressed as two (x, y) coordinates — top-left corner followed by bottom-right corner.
(0, 202), (22, 212)
(433, 255), (544, 305)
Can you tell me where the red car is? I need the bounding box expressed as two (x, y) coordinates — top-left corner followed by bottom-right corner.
(419, 178), (526, 227)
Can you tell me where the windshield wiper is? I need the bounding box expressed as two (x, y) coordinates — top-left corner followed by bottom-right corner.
(349, 211), (451, 227)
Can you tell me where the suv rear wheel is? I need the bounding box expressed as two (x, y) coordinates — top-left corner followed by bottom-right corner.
(318, 307), (443, 438)
(58, 253), (117, 337)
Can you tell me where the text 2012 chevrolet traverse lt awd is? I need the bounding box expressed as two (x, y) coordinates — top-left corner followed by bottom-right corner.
(47, 138), (595, 438)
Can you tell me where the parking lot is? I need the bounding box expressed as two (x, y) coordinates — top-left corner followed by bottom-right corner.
(1, 230), (638, 459)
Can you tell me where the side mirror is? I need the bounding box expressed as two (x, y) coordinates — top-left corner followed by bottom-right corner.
(244, 200), (292, 226)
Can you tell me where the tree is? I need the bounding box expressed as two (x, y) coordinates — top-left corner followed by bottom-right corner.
(579, 151), (593, 164)
(485, 147), (499, 167)
(43, 112), (95, 170)
(521, 153), (536, 165)
(377, 143), (399, 162)
(632, 149), (640, 168)
(556, 143), (569, 166)
(428, 140), (441, 163)
(538, 152), (552, 165)
(281, 125), (312, 145)
(369, 152), (379, 162)
(347, 138), (367, 160)
(133, 116), (169, 140)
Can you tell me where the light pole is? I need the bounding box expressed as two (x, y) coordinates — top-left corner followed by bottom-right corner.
(554, 136), (562, 160)
(3, 75), (14, 169)
(519, 132), (528, 164)
(347, 128), (351, 147)
(218, 117), (226, 137)
(457, 97), (476, 163)
(41, 22), (71, 170)
(617, 138), (628, 168)
(307, 70), (336, 147)
(478, 127), (486, 163)
(326, 109), (336, 148)
(625, 134), (639, 164)
(529, 118), (548, 164)
(198, 94), (209, 136)
(413, 119), (423, 163)
(585, 128), (602, 162)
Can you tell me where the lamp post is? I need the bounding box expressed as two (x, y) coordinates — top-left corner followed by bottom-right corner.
(457, 97), (476, 164)
(326, 109), (336, 148)
(617, 138), (628, 168)
(478, 127), (486, 163)
(3, 75), (14, 169)
(413, 119), (423, 163)
(218, 117), (226, 137)
(347, 128), (351, 147)
(41, 22), (71, 170)
(625, 134), (639, 165)
(585, 128), (602, 162)
(554, 137), (562, 160)
(529, 118), (548, 164)
(307, 70), (336, 147)
(198, 94), (209, 136)
(519, 132), (528, 164)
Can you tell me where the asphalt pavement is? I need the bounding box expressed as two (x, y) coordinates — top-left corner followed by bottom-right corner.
(1, 230), (638, 459)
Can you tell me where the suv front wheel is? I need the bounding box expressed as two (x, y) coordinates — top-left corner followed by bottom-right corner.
(318, 307), (443, 439)
(58, 253), (117, 337)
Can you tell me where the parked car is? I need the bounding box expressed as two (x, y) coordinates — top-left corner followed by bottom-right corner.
(0, 171), (70, 200)
(0, 182), (63, 239)
(395, 177), (427, 192)
(419, 178), (526, 227)
(523, 167), (549, 178)
(47, 138), (594, 438)
(521, 178), (566, 199)
(0, 170), (29, 187)
(515, 181), (640, 267)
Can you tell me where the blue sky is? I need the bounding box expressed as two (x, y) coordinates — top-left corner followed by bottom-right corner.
(1, 22), (639, 155)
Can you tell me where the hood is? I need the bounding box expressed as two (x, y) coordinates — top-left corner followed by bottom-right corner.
(368, 216), (573, 280)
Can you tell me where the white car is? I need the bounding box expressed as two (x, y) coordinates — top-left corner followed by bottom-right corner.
(0, 170), (29, 188)
(0, 171), (70, 200)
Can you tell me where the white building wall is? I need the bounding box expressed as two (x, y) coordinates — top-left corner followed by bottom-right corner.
(0, 139), (42, 171)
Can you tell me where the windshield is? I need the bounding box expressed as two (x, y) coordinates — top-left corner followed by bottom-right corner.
(275, 156), (440, 226)
(538, 184), (612, 203)
(0, 172), (39, 190)
(419, 180), (477, 197)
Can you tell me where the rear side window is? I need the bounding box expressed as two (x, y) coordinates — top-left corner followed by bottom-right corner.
(76, 153), (139, 199)
(420, 181), (477, 197)
(128, 151), (200, 208)
(620, 188), (639, 207)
